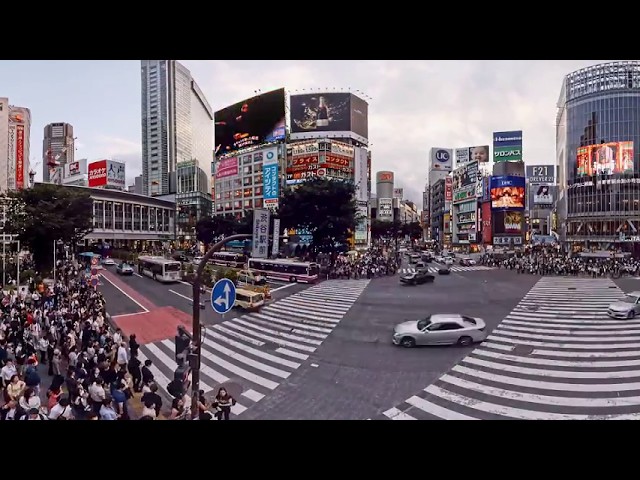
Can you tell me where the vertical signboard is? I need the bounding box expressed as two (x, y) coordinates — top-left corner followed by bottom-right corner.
(445, 177), (453, 203)
(106, 160), (126, 189)
(262, 148), (279, 207)
(377, 198), (393, 221)
(252, 209), (270, 258)
(355, 205), (368, 241)
(493, 130), (523, 163)
(393, 188), (404, 199)
(354, 147), (369, 203)
(455, 148), (469, 167)
(88, 160), (108, 187)
(7, 125), (16, 190)
(15, 125), (24, 189)
(271, 218), (281, 256)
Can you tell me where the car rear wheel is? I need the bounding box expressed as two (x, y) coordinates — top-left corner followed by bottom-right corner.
(458, 336), (473, 346)
(628, 310), (636, 319)
(289, 276), (297, 283)
(400, 337), (416, 348)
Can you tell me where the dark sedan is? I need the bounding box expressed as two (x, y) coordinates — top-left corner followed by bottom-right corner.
(400, 270), (435, 286)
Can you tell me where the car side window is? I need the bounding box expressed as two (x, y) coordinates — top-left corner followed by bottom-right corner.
(417, 317), (431, 330)
(440, 323), (463, 331)
(427, 323), (442, 331)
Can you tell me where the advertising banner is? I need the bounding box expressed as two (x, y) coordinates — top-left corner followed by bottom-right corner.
(350, 94), (369, 140)
(16, 125), (24, 189)
(393, 188), (403, 199)
(7, 125), (16, 189)
(106, 160), (126, 188)
(291, 142), (319, 157)
(214, 88), (286, 155)
(68, 161), (81, 176)
(533, 185), (554, 205)
(443, 213), (451, 233)
(494, 211), (523, 235)
(217, 157), (239, 179)
(354, 148), (368, 203)
(453, 161), (478, 190)
(263, 147), (279, 207)
(355, 205), (368, 241)
(481, 176), (491, 202)
(469, 145), (490, 163)
(377, 171), (394, 184)
(288, 155), (318, 173)
(291, 92), (370, 138)
(576, 141), (634, 176)
(453, 186), (475, 204)
(88, 160), (108, 188)
(252, 209), (270, 258)
(323, 154), (351, 171)
(330, 142), (355, 158)
(526, 164), (556, 184)
(423, 191), (429, 211)
(481, 202), (492, 244)
(430, 148), (453, 172)
(493, 130), (523, 163)
(378, 198), (393, 221)
(272, 218), (281, 256)
(455, 148), (469, 166)
(445, 177), (453, 202)
(490, 175), (526, 210)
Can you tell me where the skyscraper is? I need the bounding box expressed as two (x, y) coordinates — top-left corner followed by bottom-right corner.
(140, 60), (213, 197)
(43, 122), (74, 183)
(0, 97), (31, 192)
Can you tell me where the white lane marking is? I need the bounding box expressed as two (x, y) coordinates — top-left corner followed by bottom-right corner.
(473, 348), (640, 368)
(498, 324), (640, 336)
(264, 302), (343, 319)
(270, 283), (298, 293)
(252, 312), (333, 333)
(242, 316), (327, 340)
(463, 355), (640, 379)
(406, 396), (477, 420)
(425, 384), (640, 420)
(275, 347), (309, 360)
(502, 319), (640, 330)
(487, 334), (640, 350)
(134, 273), (143, 278)
(211, 324), (265, 346)
(231, 318), (322, 345)
(99, 274), (149, 313)
(169, 289), (192, 302)
(136, 350), (174, 392)
(223, 322), (316, 352)
(493, 328), (640, 343)
(242, 389), (265, 402)
(205, 329), (300, 369)
(441, 373), (640, 408)
(145, 343), (212, 393)
(505, 315), (637, 325)
(276, 297), (349, 314)
(112, 312), (147, 319)
(482, 341), (640, 358)
(263, 305), (341, 324)
(383, 407), (417, 420)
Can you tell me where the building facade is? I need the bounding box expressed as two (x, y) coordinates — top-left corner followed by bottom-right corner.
(429, 178), (446, 244)
(176, 159), (212, 237)
(0, 99), (31, 192)
(557, 61), (640, 251)
(43, 122), (74, 184)
(451, 160), (479, 249)
(140, 60), (214, 198)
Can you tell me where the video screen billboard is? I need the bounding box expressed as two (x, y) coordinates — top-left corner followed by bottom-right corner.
(576, 141), (634, 176)
(533, 184), (554, 205)
(378, 198), (393, 221)
(490, 176), (526, 210)
(469, 145), (490, 164)
(453, 161), (478, 190)
(493, 211), (524, 235)
(214, 88), (286, 155)
(290, 93), (369, 139)
(350, 94), (369, 139)
(493, 130), (523, 163)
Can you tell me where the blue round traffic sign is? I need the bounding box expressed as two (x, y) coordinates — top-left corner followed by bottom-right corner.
(211, 278), (236, 314)
(90, 278), (98, 287)
(91, 268), (98, 276)
(266, 151), (275, 161)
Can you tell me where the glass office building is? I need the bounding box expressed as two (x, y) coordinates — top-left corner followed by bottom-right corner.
(557, 61), (640, 251)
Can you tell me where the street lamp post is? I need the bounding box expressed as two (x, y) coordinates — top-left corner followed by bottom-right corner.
(190, 233), (252, 418)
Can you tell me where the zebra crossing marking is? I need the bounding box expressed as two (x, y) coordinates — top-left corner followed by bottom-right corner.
(373, 277), (640, 420)
(137, 280), (370, 418)
(399, 265), (495, 274)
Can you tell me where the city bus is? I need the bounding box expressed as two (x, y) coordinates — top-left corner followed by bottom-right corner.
(210, 252), (248, 268)
(137, 256), (182, 283)
(78, 252), (102, 268)
(247, 258), (320, 283)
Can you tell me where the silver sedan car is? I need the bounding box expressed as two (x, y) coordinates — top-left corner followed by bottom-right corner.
(392, 314), (487, 348)
(607, 291), (640, 319)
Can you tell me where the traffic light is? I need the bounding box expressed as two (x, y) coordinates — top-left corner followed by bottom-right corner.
(169, 364), (190, 397)
(175, 325), (192, 364)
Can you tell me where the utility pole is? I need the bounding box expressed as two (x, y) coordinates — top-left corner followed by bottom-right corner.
(190, 233), (252, 418)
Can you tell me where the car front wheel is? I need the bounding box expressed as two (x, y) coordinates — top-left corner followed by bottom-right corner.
(628, 310), (636, 319)
(400, 337), (416, 348)
(457, 336), (473, 346)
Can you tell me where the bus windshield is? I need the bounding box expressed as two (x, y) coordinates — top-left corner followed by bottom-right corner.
(164, 262), (181, 272)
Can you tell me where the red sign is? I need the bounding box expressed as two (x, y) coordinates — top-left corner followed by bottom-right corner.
(88, 159), (108, 187)
(378, 172), (393, 182)
(445, 177), (453, 202)
(15, 125), (24, 190)
(322, 154), (350, 170)
(481, 202), (492, 244)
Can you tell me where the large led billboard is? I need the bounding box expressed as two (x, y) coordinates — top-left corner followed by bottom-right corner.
(453, 161), (478, 190)
(493, 130), (523, 163)
(493, 211), (524, 235)
(290, 92), (369, 139)
(214, 88), (286, 155)
(576, 141), (634, 176)
(490, 175), (526, 210)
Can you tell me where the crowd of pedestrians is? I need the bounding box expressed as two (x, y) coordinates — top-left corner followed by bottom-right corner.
(481, 249), (640, 277)
(322, 248), (399, 279)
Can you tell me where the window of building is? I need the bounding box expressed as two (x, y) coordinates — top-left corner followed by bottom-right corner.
(242, 155), (252, 165)
(223, 191), (231, 200)
(244, 199), (253, 208)
(114, 203), (123, 230)
(255, 174), (263, 184)
(234, 190), (242, 198)
(133, 206), (141, 230)
(124, 204), (132, 230)
(255, 198), (263, 208)
(104, 202), (113, 229)
(243, 166), (253, 175)
(216, 193), (222, 200)
(243, 188), (253, 197)
(149, 207), (157, 231)
(243, 176), (253, 186)
(141, 206), (149, 231)
(93, 201), (104, 229)
(233, 178), (242, 188)
(254, 186), (263, 196)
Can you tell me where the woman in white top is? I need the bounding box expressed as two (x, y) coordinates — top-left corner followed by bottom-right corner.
(141, 399), (157, 419)
(19, 388), (42, 412)
(49, 398), (73, 420)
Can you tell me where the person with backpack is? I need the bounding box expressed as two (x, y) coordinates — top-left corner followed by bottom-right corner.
(23, 358), (41, 396)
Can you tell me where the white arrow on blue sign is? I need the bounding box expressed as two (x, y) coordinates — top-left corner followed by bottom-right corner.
(211, 278), (236, 314)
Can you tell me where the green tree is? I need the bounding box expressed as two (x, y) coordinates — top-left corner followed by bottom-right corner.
(195, 215), (236, 245)
(371, 219), (403, 243)
(402, 221), (424, 241)
(233, 210), (254, 235)
(5, 184), (93, 272)
(279, 178), (357, 252)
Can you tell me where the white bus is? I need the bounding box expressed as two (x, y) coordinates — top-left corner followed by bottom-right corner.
(211, 252), (248, 268)
(247, 258), (320, 283)
(138, 256), (182, 282)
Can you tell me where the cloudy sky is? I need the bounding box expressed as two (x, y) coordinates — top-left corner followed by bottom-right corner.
(0, 60), (618, 204)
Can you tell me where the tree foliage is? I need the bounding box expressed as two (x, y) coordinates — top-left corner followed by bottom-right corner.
(370, 219), (403, 242)
(195, 215), (236, 244)
(278, 178), (357, 252)
(5, 184), (93, 272)
(404, 221), (424, 240)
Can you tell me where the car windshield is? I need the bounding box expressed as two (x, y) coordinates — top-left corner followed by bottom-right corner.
(417, 318), (431, 330)
(622, 295), (639, 304)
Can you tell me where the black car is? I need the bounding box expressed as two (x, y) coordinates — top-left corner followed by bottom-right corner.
(400, 270), (435, 285)
(438, 267), (451, 275)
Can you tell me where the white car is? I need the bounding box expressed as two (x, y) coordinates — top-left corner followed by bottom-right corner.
(102, 257), (116, 266)
(442, 257), (454, 266)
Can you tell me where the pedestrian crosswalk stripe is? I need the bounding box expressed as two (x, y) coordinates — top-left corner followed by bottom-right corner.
(372, 276), (640, 420)
(138, 279), (370, 418)
(398, 265), (494, 274)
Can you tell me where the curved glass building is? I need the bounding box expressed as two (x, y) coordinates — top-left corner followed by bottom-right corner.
(557, 61), (640, 251)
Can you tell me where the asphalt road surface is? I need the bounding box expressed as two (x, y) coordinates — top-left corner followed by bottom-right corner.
(241, 267), (538, 420)
(373, 274), (640, 420)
